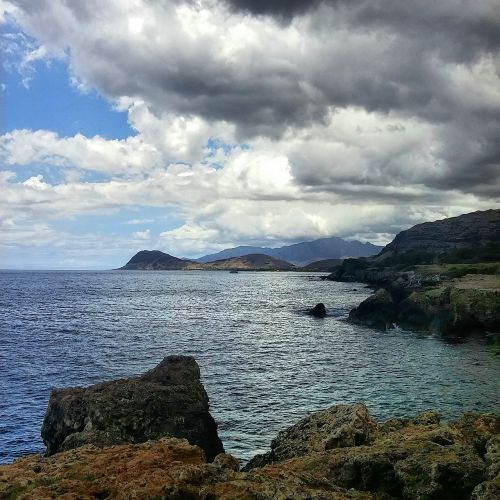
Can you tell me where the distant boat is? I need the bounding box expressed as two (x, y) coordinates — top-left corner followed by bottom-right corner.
(229, 270), (239, 274)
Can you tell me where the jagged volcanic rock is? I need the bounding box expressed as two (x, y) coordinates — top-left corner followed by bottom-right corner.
(41, 355), (224, 461)
(245, 403), (377, 469)
(245, 403), (499, 499)
(4, 403), (498, 499)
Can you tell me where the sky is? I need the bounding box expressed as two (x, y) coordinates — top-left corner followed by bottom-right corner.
(0, 0), (499, 269)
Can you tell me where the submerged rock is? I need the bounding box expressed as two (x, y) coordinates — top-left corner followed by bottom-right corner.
(309, 303), (327, 317)
(41, 355), (224, 461)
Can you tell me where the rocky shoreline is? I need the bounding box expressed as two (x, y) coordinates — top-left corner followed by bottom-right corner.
(1, 356), (499, 499)
(323, 210), (500, 338)
(326, 259), (500, 339)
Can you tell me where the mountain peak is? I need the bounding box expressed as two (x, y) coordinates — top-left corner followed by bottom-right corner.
(197, 236), (382, 266)
(120, 250), (197, 270)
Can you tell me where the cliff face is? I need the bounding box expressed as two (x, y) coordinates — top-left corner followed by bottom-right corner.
(41, 356), (224, 461)
(381, 209), (500, 257)
(2, 403), (498, 499)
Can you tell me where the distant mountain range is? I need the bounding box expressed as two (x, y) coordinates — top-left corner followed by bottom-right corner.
(196, 236), (382, 266)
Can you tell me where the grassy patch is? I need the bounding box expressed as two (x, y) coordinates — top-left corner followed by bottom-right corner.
(416, 262), (500, 278)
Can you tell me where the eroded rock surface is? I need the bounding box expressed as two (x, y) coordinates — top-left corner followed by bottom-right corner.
(2, 403), (499, 499)
(41, 355), (224, 461)
(246, 403), (377, 469)
(0, 438), (375, 499)
(247, 404), (499, 499)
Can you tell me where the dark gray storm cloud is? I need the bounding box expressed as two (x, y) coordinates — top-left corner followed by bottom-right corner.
(224, 0), (323, 19)
(7, 0), (500, 201)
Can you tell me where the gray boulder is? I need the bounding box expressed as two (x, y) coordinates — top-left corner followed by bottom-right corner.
(41, 355), (224, 461)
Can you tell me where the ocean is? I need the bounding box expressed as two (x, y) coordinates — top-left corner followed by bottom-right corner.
(0, 270), (498, 464)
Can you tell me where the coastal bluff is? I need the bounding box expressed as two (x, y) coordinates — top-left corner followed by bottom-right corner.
(41, 355), (224, 461)
(327, 210), (500, 336)
(1, 358), (499, 499)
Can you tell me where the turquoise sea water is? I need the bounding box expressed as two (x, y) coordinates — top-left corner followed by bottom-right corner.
(0, 270), (498, 464)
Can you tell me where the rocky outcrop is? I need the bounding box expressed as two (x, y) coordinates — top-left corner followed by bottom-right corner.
(246, 404), (499, 499)
(245, 403), (377, 469)
(309, 303), (327, 317)
(381, 209), (500, 257)
(348, 288), (398, 329)
(326, 209), (500, 337)
(41, 355), (224, 461)
(348, 281), (500, 335)
(4, 404), (498, 499)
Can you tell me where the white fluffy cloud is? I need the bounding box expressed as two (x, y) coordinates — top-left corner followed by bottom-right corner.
(1, 0), (499, 266)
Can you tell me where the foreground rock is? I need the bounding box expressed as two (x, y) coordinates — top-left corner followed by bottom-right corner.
(247, 403), (500, 499)
(3, 403), (498, 499)
(246, 403), (377, 469)
(0, 438), (375, 499)
(41, 355), (224, 461)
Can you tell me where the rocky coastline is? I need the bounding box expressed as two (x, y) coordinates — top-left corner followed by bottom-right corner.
(326, 210), (500, 338)
(1, 356), (499, 499)
(327, 259), (500, 338)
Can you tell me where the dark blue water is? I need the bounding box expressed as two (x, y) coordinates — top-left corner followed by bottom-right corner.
(0, 270), (498, 464)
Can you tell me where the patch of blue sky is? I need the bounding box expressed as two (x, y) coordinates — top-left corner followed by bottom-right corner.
(51, 206), (183, 238)
(1, 24), (134, 139)
(203, 138), (250, 168)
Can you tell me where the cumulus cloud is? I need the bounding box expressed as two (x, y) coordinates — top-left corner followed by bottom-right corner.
(0, 0), (499, 264)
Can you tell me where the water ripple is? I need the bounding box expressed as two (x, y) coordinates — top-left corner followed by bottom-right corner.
(0, 270), (499, 464)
